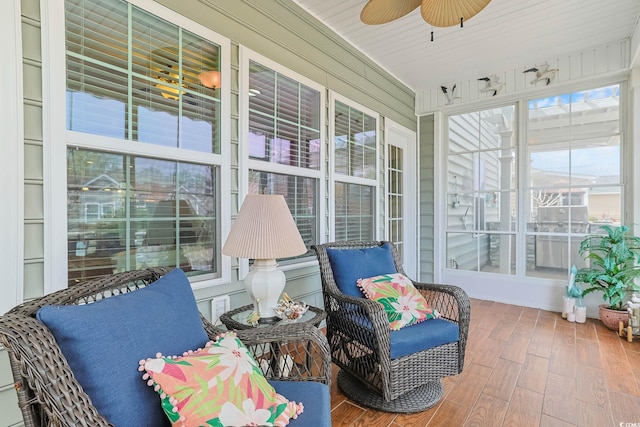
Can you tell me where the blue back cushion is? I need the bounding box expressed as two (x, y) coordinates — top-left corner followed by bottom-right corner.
(390, 318), (459, 359)
(36, 269), (209, 427)
(270, 380), (331, 427)
(325, 243), (397, 297)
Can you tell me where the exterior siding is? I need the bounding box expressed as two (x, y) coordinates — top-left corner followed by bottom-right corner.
(418, 114), (435, 282)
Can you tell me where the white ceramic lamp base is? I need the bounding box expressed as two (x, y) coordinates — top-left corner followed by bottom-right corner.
(244, 259), (285, 320)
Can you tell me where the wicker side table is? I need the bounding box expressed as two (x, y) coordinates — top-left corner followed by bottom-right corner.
(220, 304), (326, 376)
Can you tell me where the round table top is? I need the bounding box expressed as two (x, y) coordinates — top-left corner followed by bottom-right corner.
(219, 303), (326, 330)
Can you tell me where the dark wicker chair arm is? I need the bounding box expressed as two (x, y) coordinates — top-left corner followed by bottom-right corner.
(411, 281), (470, 323)
(412, 280), (470, 370)
(322, 288), (392, 361)
(0, 312), (113, 427)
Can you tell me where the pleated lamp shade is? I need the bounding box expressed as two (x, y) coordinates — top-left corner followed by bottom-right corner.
(421, 0), (491, 27)
(360, 0), (421, 25)
(222, 194), (307, 260)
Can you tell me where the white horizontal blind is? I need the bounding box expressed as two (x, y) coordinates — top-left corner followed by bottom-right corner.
(334, 182), (374, 241)
(247, 59), (322, 259)
(65, 0), (221, 153)
(332, 98), (378, 241)
(248, 60), (321, 170)
(64, 0), (226, 286)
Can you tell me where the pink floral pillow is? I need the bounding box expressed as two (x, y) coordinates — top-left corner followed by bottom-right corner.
(357, 273), (440, 331)
(139, 332), (303, 427)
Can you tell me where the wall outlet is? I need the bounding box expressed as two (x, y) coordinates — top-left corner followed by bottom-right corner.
(211, 295), (230, 324)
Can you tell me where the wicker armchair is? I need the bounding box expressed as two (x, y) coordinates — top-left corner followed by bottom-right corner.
(0, 268), (331, 427)
(312, 241), (470, 413)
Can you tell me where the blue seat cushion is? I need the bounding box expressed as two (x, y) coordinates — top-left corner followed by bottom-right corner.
(36, 268), (209, 427)
(390, 318), (459, 359)
(326, 243), (397, 297)
(270, 380), (331, 427)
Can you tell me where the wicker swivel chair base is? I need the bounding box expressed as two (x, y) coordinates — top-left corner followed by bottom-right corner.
(337, 370), (443, 413)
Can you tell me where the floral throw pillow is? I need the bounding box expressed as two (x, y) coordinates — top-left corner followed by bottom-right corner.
(357, 273), (440, 331)
(139, 332), (303, 427)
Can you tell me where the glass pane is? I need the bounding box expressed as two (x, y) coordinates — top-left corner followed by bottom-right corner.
(448, 192), (510, 232)
(484, 233), (515, 275)
(479, 106), (515, 150)
(248, 133), (272, 161)
(446, 232), (481, 271)
(450, 106), (515, 153)
(526, 233), (586, 280)
(248, 170), (317, 256)
(274, 121), (298, 166)
(529, 85), (620, 145)
(334, 182), (375, 241)
(277, 74), (299, 124)
(249, 61), (321, 171)
(249, 61), (275, 116)
(476, 149), (516, 191)
(132, 6), (179, 79)
(300, 84), (320, 129)
(570, 86), (620, 139)
(529, 145), (570, 187)
(334, 101), (377, 178)
(180, 96), (219, 153)
(66, 60), (128, 137)
(447, 152), (474, 193)
(571, 137), (620, 178)
(303, 129), (321, 170)
(67, 149), (218, 285)
(448, 112), (479, 153)
(66, 0), (129, 70)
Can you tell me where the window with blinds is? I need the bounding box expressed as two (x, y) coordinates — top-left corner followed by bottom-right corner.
(247, 59), (321, 258)
(333, 99), (378, 241)
(66, 0), (221, 153)
(64, 0), (226, 285)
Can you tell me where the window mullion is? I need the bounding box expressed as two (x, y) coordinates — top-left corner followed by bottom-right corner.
(127, 2), (133, 141)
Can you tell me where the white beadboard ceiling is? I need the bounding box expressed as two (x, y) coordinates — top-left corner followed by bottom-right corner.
(292, 0), (640, 93)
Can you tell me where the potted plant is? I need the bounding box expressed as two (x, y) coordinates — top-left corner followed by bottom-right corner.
(575, 224), (640, 330)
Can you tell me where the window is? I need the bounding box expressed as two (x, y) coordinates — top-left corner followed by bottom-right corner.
(64, 0), (228, 286)
(331, 97), (379, 241)
(243, 53), (324, 259)
(444, 84), (623, 280)
(446, 106), (517, 274)
(526, 85), (621, 279)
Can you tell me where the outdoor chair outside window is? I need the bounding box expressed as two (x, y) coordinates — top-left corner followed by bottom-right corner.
(312, 241), (470, 413)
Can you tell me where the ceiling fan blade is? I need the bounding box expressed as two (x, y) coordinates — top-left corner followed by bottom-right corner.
(360, 0), (422, 25)
(421, 0), (491, 27)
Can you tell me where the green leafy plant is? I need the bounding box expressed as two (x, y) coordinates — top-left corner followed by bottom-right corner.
(575, 225), (640, 310)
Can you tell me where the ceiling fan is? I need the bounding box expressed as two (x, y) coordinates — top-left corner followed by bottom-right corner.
(360, 0), (491, 27)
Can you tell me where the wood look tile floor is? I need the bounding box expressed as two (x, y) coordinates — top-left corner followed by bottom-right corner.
(329, 299), (640, 427)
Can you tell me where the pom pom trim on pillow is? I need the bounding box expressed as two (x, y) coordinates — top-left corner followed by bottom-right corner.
(139, 331), (303, 427)
(357, 273), (440, 331)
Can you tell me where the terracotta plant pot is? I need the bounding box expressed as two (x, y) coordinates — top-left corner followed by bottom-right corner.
(599, 304), (629, 330)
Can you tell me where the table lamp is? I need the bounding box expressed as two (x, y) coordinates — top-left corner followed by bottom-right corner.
(222, 194), (307, 322)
